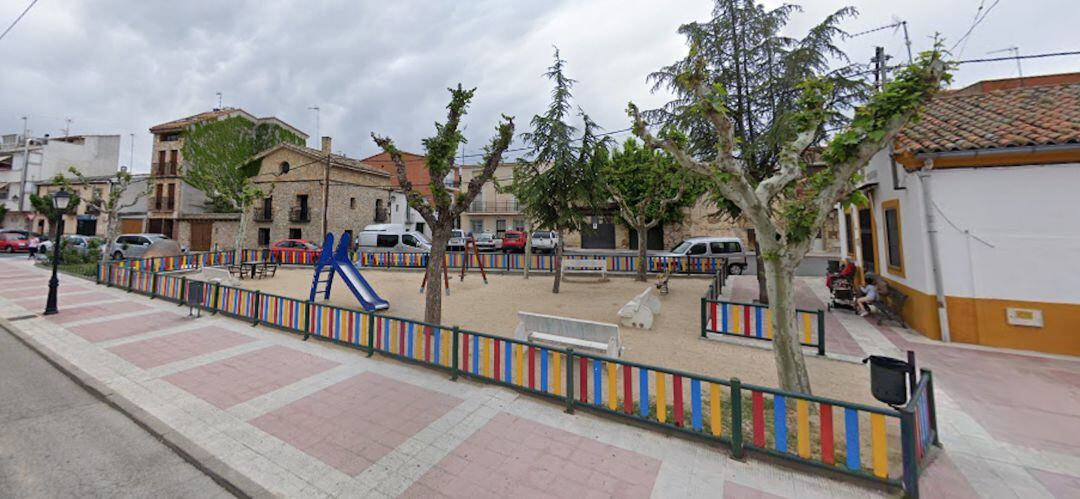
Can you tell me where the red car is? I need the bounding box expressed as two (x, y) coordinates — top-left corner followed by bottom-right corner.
(270, 239), (321, 263)
(500, 230), (526, 253)
(0, 233), (31, 253)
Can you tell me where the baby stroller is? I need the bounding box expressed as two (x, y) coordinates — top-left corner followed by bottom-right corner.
(828, 275), (855, 311)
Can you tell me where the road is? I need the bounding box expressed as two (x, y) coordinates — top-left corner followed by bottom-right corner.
(0, 323), (231, 498)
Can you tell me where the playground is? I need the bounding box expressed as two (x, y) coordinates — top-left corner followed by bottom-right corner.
(205, 264), (878, 406)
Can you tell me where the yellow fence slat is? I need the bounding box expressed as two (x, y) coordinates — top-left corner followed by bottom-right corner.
(710, 383), (722, 437)
(797, 399), (810, 458)
(553, 352), (562, 396)
(656, 372), (667, 423)
(607, 362), (617, 410)
(870, 413), (888, 478)
(802, 313), (813, 344)
(514, 344), (523, 386)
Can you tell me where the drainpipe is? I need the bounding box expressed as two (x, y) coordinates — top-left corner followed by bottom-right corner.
(917, 159), (951, 342)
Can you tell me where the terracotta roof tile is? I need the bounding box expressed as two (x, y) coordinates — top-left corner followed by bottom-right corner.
(895, 79), (1080, 155)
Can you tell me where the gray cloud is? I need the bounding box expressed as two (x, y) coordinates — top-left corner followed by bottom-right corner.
(1, 0), (1076, 170)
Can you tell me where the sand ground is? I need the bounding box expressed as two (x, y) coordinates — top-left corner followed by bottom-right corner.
(199, 267), (878, 406)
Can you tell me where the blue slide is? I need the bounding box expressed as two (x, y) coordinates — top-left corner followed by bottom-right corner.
(331, 232), (389, 312)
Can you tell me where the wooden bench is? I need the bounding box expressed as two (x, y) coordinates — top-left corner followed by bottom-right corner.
(514, 311), (621, 357)
(226, 264), (245, 279)
(562, 258), (608, 282)
(618, 287), (661, 329)
(874, 289), (908, 328)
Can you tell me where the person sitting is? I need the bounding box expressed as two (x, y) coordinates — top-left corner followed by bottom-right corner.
(826, 257), (856, 289)
(855, 273), (879, 317)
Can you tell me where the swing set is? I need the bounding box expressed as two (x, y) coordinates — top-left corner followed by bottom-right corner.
(420, 236), (487, 294)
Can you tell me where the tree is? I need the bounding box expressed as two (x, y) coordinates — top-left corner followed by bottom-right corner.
(66, 167), (150, 255)
(648, 0), (869, 302)
(0, 204), (8, 225)
(600, 138), (705, 281)
(182, 115), (304, 251)
(509, 48), (607, 293)
(30, 173), (81, 237)
(629, 49), (948, 394)
(372, 85), (514, 324)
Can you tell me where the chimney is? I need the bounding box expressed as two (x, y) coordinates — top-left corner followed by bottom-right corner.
(321, 136), (332, 154)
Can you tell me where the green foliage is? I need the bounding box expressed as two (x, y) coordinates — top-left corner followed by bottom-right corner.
(509, 48), (607, 234)
(0, 203), (7, 223)
(182, 116), (304, 212)
(601, 138), (705, 226)
(30, 173), (82, 224)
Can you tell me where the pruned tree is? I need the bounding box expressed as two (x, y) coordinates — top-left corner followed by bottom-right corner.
(600, 138), (705, 281)
(629, 49), (948, 394)
(182, 115), (303, 251)
(508, 48), (608, 293)
(372, 85), (514, 324)
(66, 167), (151, 256)
(30, 173), (81, 237)
(649, 0), (869, 301)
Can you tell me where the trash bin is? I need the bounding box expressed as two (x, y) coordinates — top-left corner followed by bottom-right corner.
(827, 259), (841, 274)
(864, 355), (910, 406)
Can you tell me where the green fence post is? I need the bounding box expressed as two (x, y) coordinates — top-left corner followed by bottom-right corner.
(730, 377), (744, 459)
(565, 348), (575, 414)
(252, 290), (261, 326)
(179, 277), (187, 306)
(126, 268), (135, 292)
(450, 327), (460, 380)
(817, 309), (826, 356)
(366, 313), (375, 357)
(107, 263), (114, 287)
(900, 408), (919, 498)
(150, 273), (159, 300)
(700, 297), (708, 338)
(95, 262), (101, 285)
(302, 301), (312, 340)
(211, 282), (221, 314)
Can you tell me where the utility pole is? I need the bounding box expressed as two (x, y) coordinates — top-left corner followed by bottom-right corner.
(871, 47), (891, 92)
(63, 118), (72, 137)
(129, 133), (135, 168)
(900, 21), (913, 64)
(19, 117), (31, 225)
(216, 92), (223, 109)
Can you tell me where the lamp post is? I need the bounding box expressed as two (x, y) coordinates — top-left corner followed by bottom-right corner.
(43, 189), (71, 316)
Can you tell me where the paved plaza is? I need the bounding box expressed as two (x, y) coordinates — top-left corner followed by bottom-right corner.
(2, 258), (1079, 498)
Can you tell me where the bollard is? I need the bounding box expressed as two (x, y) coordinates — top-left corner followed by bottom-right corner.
(817, 310), (827, 356)
(730, 378), (744, 459)
(366, 313), (376, 357)
(450, 327), (460, 380)
(252, 290), (261, 326)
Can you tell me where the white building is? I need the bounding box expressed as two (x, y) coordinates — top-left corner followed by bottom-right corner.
(0, 134), (121, 229)
(839, 72), (1080, 356)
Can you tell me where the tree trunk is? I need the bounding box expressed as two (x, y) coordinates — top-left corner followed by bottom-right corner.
(424, 227), (451, 324)
(762, 256), (811, 394)
(754, 239), (768, 304)
(104, 211), (119, 260)
(235, 209), (247, 254)
(552, 228), (564, 293)
(635, 220), (648, 282)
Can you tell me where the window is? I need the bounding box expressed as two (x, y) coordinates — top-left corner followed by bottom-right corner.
(279, 161), (290, 175)
(415, 222), (424, 233)
(710, 241), (740, 254)
(470, 220), (484, 234)
(496, 219), (506, 234)
(258, 228), (270, 246)
(402, 234), (421, 247)
(350, 197), (356, 209)
(288, 228), (301, 239)
(160, 133), (180, 142)
(513, 219), (525, 231)
(376, 234), (398, 247)
(688, 243), (707, 255)
(0, 184), (8, 199)
(882, 199), (904, 276)
(844, 210), (854, 255)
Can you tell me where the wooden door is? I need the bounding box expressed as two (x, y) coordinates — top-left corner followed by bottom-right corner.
(121, 218), (143, 234)
(189, 221), (213, 251)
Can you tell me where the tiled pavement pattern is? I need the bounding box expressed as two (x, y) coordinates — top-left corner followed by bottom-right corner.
(3, 260), (1079, 498)
(46, 300), (148, 325)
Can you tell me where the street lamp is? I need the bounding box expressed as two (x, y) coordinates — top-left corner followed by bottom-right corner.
(43, 189), (71, 316)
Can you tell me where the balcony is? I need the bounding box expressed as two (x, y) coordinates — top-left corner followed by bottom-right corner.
(253, 206), (273, 222)
(466, 201), (521, 214)
(151, 196), (175, 211)
(289, 206), (310, 223)
(152, 162), (179, 177)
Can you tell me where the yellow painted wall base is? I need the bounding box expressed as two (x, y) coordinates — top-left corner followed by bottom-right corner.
(881, 277), (1080, 356)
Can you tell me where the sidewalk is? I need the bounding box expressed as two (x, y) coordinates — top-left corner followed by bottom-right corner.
(0, 259), (886, 499)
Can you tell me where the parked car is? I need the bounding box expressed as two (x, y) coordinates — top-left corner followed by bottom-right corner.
(0, 232), (31, 253)
(659, 236), (748, 274)
(270, 239), (322, 260)
(0, 229), (40, 239)
(448, 229), (466, 251)
(530, 231), (558, 254)
(106, 233), (177, 260)
(474, 232), (500, 252)
(38, 234), (103, 258)
(357, 224), (431, 253)
(500, 230), (526, 253)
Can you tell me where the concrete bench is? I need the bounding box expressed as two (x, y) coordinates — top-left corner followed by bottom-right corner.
(618, 286), (661, 329)
(202, 266), (239, 287)
(562, 258), (608, 281)
(514, 311), (621, 357)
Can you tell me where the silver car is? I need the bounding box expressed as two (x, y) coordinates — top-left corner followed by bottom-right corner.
(660, 236), (749, 274)
(106, 233), (175, 260)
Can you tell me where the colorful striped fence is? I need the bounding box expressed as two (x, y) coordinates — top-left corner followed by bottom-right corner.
(353, 251), (727, 275)
(701, 298), (826, 356)
(94, 257), (937, 496)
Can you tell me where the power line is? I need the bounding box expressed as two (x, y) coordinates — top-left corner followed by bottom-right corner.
(846, 22), (901, 39)
(956, 50), (1080, 64)
(0, 0), (39, 42)
(951, 0), (1001, 56)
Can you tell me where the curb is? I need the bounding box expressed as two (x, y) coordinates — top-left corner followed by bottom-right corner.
(0, 316), (274, 499)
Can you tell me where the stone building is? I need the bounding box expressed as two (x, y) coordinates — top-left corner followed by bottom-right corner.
(32, 172), (149, 238)
(246, 138), (392, 247)
(142, 107), (308, 250)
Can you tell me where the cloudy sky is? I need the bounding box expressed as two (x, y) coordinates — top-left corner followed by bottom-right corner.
(1, 0), (1077, 172)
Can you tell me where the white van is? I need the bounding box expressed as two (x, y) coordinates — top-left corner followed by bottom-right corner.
(660, 236), (748, 274)
(357, 224), (431, 253)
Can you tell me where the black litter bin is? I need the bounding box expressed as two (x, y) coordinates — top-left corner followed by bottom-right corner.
(827, 259), (841, 274)
(864, 355), (910, 406)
